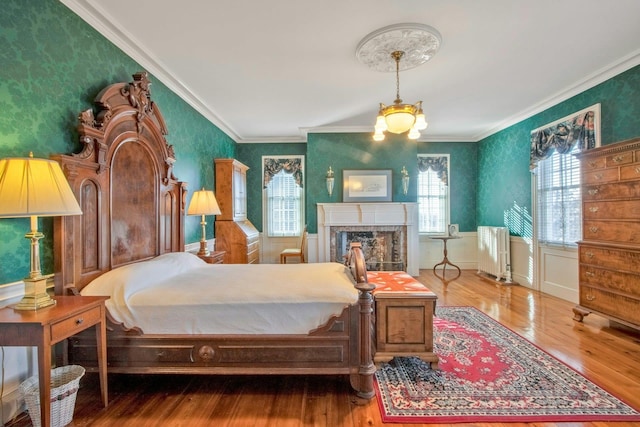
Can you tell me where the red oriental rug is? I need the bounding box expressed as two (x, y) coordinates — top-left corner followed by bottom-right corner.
(374, 306), (640, 424)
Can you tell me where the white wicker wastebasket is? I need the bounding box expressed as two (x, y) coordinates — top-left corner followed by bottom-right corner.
(19, 365), (85, 427)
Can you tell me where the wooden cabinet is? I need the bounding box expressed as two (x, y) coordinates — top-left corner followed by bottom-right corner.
(215, 158), (248, 221)
(214, 159), (260, 263)
(574, 137), (640, 331)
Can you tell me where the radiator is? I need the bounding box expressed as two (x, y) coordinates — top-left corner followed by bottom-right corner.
(477, 226), (512, 282)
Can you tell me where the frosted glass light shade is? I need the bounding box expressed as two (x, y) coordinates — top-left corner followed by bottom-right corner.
(385, 111), (416, 134)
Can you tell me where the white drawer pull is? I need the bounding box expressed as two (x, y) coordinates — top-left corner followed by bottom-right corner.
(585, 294), (596, 301)
(589, 226), (599, 233)
(635, 167), (640, 174)
(612, 155), (625, 163)
(585, 251), (594, 258)
(588, 188), (599, 196)
(585, 271), (595, 277)
(593, 173), (603, 180)
(588, 161), (597, 168)
(588, 207), (599, 213)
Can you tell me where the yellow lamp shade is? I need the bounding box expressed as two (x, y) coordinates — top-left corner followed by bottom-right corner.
(0, 155), (82, 218)
(188, 189), (221, 216)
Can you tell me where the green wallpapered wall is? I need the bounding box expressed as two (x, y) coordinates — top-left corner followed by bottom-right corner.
(477, 64), (640, 236)
(0, 0), (235, 284)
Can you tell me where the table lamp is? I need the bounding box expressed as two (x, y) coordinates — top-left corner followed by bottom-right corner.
(0, 153), (82, 310)
(187, 188), (221, 256)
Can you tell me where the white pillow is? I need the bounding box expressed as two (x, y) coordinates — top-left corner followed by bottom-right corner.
(81, 251), (206, 297)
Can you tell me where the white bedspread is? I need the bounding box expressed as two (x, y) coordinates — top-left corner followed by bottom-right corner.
(81, 252), (359, 334)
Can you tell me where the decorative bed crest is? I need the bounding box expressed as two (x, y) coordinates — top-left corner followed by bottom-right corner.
(73, 72), (174, 182)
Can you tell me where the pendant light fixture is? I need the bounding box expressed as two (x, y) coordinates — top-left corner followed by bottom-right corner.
(356, 23), (442, 142)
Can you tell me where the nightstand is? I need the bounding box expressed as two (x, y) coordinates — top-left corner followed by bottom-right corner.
(0, 296), (109, 427)
(197, 250), (226, 264)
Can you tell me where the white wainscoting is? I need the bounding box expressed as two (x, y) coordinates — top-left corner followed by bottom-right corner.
(0, 280), (38, 425)
(538, 244), (579, 302)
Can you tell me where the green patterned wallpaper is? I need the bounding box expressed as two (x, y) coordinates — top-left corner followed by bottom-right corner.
(0, 0), (234, 284)
(304, 132), (416, 234)
(418, 142), (478, 232)
(477, 65), (640, 236)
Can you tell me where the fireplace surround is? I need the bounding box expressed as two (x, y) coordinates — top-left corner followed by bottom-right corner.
(317, 203), (419, 275)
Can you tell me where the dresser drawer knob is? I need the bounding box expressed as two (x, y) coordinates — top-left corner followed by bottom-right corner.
(588, 161), (597, 168)
(585, 294), (596, 301)
(588, 188), (599, 196)
(635, 166), (640, 174)
(593, 173), (603, 180)
(585, 251), (594, 258)
(612, 155), (625, 163)
(75, 318), (83, 325)
(588, 206), (599, 213)
(585, 271), (595, 277)
(589, 226), (599, 233)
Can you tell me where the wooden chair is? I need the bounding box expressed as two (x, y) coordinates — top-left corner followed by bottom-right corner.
(280, 226), (307, 264)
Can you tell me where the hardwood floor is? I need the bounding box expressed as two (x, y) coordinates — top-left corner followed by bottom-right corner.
(8, 270), (640, 426)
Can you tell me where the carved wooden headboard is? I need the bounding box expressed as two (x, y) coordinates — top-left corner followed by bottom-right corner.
(53, 72), (187, 294)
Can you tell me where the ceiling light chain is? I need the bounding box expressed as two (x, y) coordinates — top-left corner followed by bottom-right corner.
(373, 51), (428, 141)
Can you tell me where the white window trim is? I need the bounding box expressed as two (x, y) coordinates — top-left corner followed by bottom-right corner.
(417, 154), (450, 236)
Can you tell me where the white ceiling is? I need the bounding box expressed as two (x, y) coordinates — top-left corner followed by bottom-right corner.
(62, 0), (640, 143)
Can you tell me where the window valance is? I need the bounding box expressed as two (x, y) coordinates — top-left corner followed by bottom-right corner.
(263, 158), (304, 188)
(417, 156), (448, 186)
(530, 107), (598, 171)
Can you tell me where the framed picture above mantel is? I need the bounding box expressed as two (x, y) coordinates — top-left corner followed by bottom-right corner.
(343, 169), (392, 202)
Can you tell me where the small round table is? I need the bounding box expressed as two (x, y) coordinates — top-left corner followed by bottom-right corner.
(430, 236), (462, 284)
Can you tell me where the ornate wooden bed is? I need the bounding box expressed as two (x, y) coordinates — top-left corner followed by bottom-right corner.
(53, 72), (375, 399)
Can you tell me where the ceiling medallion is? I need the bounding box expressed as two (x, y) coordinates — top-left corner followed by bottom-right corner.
(356, 23), (441, 141)
(355, 23), (442, 72)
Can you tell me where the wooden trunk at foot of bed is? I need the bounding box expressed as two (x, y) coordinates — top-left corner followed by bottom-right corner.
(54, 72), (375, 399)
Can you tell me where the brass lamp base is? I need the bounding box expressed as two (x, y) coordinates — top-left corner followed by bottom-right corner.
(197, 239), (210, 257)
(14, 276), (56, 311)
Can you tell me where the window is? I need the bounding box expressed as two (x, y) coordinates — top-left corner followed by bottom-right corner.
(417, 155), (450, 234)
(263, 156), (304, 237)
(535, 146), (581, 247)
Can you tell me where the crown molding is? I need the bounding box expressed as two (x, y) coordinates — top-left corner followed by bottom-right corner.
(60, 0), (242, 142)
(474, 49), (640, 141)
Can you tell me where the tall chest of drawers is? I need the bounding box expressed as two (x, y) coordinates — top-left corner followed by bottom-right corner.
(573, 137), (640, 330)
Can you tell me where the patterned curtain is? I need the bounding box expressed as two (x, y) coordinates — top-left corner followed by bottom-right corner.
(530, 108), (598, 170)
(417, 156), (448, 186)
(263, 158), (304, 188)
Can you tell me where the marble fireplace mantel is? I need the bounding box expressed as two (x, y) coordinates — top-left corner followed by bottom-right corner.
(317, 203), (419, 275)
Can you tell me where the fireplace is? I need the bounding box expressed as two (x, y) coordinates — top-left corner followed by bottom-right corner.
(333, 227), (406, 272)
(317, 203), (419, 275)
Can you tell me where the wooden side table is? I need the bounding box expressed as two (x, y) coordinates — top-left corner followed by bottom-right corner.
(197, 250), (226, 264)
(0, 296), (109, 427)
(430, 236), (462, 284)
